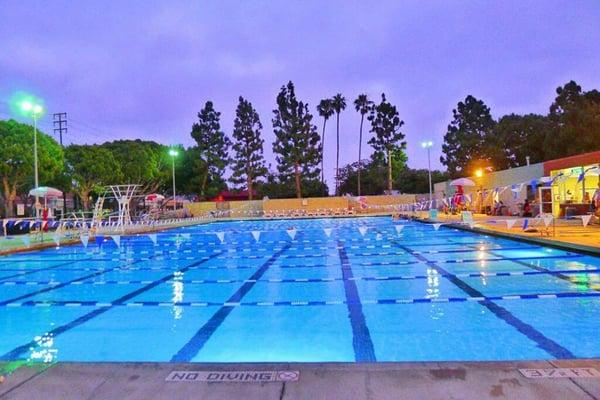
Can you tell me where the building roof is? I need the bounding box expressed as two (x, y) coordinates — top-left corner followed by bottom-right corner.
(543, 150), (600, 175)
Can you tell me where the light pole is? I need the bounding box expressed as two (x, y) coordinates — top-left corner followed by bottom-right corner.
(421, 141), (433, 203)
(475, 168), (484, 213)
(169, 149), (178, 210)
(21, 100), (44, 216)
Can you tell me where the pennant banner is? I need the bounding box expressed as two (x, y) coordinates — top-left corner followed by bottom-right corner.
(543, 215), (553, 228)
(110, 235), (121, 248)
(433, 223), (443, 231)
(80, 233), (90, 248)
(358, 226), (368, 236)
(505, 219), (518, 229)
(52, 232), (61, 246)
(394, 225), (404, 234)
(215, 232), (225, 243)
(286, 229), (297, 240)
(323, 228), (332, 237)
(148, 234), (157, 245)
(581, 215), (592, 228)
(251, 231), (261, 242)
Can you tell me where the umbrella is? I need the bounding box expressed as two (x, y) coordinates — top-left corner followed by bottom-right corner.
(450, 178), (476, 187)
(145, 194), (165, 202)
(28, 186), (63, 198)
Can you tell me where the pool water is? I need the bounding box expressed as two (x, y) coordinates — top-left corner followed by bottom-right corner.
(1, 216), (599, 363)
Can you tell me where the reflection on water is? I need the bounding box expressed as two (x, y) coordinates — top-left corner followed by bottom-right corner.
(426, 268), (440, 299)
(172, 271), (184, 320)
(28, 332), (57, 363)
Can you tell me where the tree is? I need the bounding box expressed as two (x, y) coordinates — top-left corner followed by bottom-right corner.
(0, 119), (64, 217)
(190, 101), (231, 199)
(545, 80), (600, 159)
(64, 145), (123, 210)
(396, 168), (449, 194)
(494, 114), (549, 167)
(316, 98), (334, 184)
(175, 146), (227, 197)
(353, 94), (373, 196)
(440, 95), (497, 177)
(101, 140), (170, 193)
(272, 81), (322, 198)
(331, 94), (346, 195)
(229, 96), (267, 200)
(368, 94), (406, 192)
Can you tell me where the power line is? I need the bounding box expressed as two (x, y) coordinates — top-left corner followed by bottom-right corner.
(53, 112), (67, 146)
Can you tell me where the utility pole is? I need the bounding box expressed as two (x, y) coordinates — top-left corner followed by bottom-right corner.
(53, 113), (67, 217)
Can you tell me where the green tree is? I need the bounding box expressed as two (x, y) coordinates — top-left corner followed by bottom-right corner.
(331, 93), (347, 195)
(440, 95), (497, 177)
(494, 114), (549, 167)
(0, 119), (64, 217)
(353, 94), (373, 196)
(101, 140), (170, 193)
(64, 145), (123, 210)
(545, 80), (600, 159)
(229, 96), (267, 200)
(176, 146), (227, 197)
(190, 101), (231, 199)
(396, 168), (449, 194)
(316, 98), (334, 184)
(272, 81), (322, 198)
(367, 94), (406, 192)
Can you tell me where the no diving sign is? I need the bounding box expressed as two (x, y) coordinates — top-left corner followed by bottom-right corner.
(519, 368), (600, 379)
(166, 370), (299, 383)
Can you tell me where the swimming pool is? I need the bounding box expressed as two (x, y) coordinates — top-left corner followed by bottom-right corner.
(0, 216), (599, 363)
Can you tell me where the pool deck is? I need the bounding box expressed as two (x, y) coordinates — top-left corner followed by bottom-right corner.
(2, 360), (600, 399)
(410, 212), (600, 255)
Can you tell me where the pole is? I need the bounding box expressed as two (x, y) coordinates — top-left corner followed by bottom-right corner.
(53, 112), (67, 217)
(172, 156), (176, 211)
(33, 114), (39, 217)
(427, 147), (432, 203)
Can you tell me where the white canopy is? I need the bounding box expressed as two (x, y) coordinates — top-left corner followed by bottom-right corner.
(28, 186), (63, 198)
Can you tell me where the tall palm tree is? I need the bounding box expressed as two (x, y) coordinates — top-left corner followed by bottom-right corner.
(331, 94), (346, 195)
(316, 99), (334, 184)
(354, 94), (373, 196)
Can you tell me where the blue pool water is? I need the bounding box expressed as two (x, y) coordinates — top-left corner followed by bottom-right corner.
(1, 216), (600, 363)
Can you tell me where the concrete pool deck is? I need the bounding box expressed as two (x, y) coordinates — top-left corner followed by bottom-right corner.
(2, 360), (600, 399)
(409, 212), (600, 255)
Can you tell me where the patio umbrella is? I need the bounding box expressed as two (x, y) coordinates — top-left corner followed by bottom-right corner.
(450, 178), (476, 187)
(145, 194), (165, 202)
(28, 186), (63, 198)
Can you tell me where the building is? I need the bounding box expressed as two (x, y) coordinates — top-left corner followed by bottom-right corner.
(434, 151), (600, 217)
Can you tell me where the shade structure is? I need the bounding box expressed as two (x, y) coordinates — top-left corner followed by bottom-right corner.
(28, 186), (63, 198)
(450, 178), (476, 187)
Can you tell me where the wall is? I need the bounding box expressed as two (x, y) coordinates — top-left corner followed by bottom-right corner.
(184, 195), (417, 216)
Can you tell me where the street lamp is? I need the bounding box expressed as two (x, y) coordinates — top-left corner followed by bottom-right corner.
(21, 100), (44, 216)
(474, 168), (484, 213)
(169, 148), (178, 211)
(421, 141), (434, 203)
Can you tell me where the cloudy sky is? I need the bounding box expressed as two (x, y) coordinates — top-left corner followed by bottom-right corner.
(1, 1), (599, 188)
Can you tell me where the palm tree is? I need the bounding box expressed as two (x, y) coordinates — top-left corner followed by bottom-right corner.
(316, 99), (334, 184)
(331, 94), (346, 195)
(354, 94), (373, 196)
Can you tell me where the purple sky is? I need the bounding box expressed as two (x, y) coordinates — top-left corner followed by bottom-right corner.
(1, 1), (599, 189)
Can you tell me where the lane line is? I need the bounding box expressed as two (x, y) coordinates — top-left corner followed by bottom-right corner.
(170, 243), (293, 362)
(388, 236), (575, 359)
(0, 252), (222, 361)
(338, 241), (376, 362)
